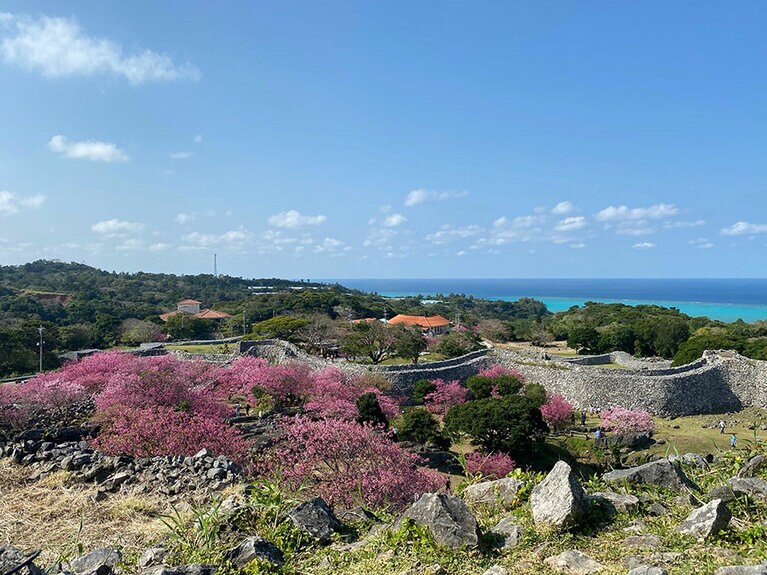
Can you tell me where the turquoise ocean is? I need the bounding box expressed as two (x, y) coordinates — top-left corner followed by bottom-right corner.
(324, 279), (767, 324)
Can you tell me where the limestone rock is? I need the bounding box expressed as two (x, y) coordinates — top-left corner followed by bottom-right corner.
(0, 545), (42, 575)
(739, 455), (767, 477)
(224, 537), (284, 568)
(141, 565), (217, 575)
(138, 547), (167, 569)
(543, 550), (604, 574)
(713, 564), (767, 575)
(462, 477), (524, 505)
(287, 497), (342, 544)
(603, 459), (698, 493)
(70, 547), (121, 575)
(623, 535), (662, 548)
(400, 493), (480, 549)
(489, 517), (523, 550)
(591, 491), (640, 514)
(728, 477), (767, 500)
(482, 567), (509, 575)
(530, 461), (587, 529)
(627, 567), (668, 575)
(676, 498), (731, 539)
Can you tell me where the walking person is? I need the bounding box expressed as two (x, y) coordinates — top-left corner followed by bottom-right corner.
(731, 433), (737, 449)
(581, 411), (587, 427)
(719, 420), (726, 434)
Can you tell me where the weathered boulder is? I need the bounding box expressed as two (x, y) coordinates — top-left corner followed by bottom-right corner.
(603, 459), (698, 493)
(739, 455), (767, 478)
(627, 567), (668, 575)
(400, 493), (480, 549)
(138, 547), (167, 569)
(530, 461), (587, 529)
(224, 537), (284, 568)
(287, 497), (342, 544)
(141, 565), (217, 575)
(0, 545), (42, 575)
(69, 548), (121, 575)
(676, 498), (731, 539)
(462, 477), (524, 505)
(728, 477), (767, 500)
(488, 517), (523, 550)
(590, 491), (640, 514)
(713, 565), (767, 575)
(603, 431), (652, 450)
(667, 453), (708, 468)
(482, 567), (509, 575)
(543, 549), (604, 574)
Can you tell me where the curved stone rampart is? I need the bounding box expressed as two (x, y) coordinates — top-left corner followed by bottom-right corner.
(236, 340), (767, 417)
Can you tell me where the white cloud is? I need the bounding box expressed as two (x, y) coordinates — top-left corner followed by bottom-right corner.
(48, 135), (128, 162)
(426, 224), (483, 245)
(570, 243), (586, 249)
(552, 201), (575, 215)
(116, 238), (144, 251)
(554, 216), (586, 232)
(91, 219), (144, 236)
(0, 14), (199, 84)
(193, 135), (203, 144)
(456, 250), (467, 257)
(632, 242), (656, 249)
(175, 212), (194, 224)
(0, 191), (45, 215)
(404, 188), (468, 207)
(383, 213), (407, 227)
(663, 219), (706, 229)
(689, 238), (714, 249)
(268, 210), (326, 228)
(183, 229), (250, 247)
(721, 221), (767, 236)
(149, 242), (171, 252)
(313, 237), (349, 255)
(614, 221), (656, 236)
(596, 203), (678, 221)
(169, 151), (192, 160)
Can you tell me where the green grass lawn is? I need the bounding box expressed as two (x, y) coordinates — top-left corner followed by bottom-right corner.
(378, 353), (448, 365)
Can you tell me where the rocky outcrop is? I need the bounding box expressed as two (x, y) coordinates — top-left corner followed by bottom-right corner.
(676, 499), (731, 539)
(461, 477), (524, 505)
(400, 493), (480, 549)
(224, 537), (284, 568)
(603, 459), (698, 493)
(287, 498), (342, 544)
(530, 461), (588, 529)
(544, 550), (604, 574)
(0, 435), (241, 497)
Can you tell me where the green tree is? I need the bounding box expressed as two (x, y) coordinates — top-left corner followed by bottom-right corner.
(444, 396), (546, 458)
(568, 327), (599, 354)
(672, 333), (746, 366)
(398, 408), (448, 448)
(342, 321), (396, 364)
(412, 379), (436, 405)
(356, 392), (389, 427)
(250, 315), (310, 342)
(435, 330), (482, 358)
(524, 383), (547, 407)
(394, 326), (427, 364)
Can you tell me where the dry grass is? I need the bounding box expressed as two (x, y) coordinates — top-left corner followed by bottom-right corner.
(0, 460), (173, 566)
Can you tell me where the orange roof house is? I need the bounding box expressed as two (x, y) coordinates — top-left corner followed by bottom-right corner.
(160, 299), (231, 322)
(388, 314), (451, 334)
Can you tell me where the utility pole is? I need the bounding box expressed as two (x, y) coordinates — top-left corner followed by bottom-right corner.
(213, 253), (218, 277)
(243, 311), (247, 335)
(37, 325), (44, 372)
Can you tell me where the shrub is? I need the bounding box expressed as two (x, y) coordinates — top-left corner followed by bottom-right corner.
(465, 376), (495, 399)
(398, 408), (447, 447)
(444, 396), (546, 458)
(412, 379), (437, 405)
(92, 406), (250, 462)
(540, 393), (574, 429)
(259, 417), (443, 510)
(524, 383), (547, 407)
(599, 406), (654, 434)
(463, 451), (515, 479)
(356, 392), (389, 428)
(423, 379), (469, 415)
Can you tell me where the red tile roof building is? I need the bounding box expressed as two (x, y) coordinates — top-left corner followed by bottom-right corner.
(159, 299), (231, 322)
(388, 314), (451, 334)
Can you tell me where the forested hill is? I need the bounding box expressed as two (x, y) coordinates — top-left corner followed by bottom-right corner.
(0, 260), (550, 376)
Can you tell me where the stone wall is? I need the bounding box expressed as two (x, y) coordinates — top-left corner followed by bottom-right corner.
(237, 339), (767, 417)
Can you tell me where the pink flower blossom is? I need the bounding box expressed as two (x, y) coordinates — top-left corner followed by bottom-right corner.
(259, 416), (442, 510)
(599, 406), (655, 434)
(540, 393), (574, 427)
(423, 379), (469, 415)
(464, 451), (515, 479)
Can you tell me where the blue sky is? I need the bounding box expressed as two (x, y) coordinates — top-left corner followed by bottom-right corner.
(0, 2), (766, 279)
